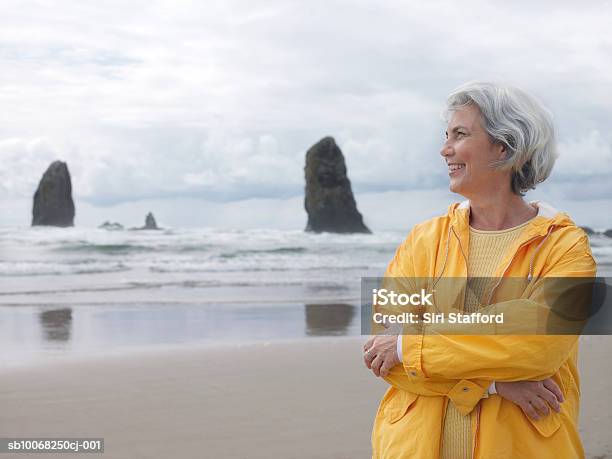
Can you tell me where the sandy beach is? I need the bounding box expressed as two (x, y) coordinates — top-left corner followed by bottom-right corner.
(1, 336), (611, 459)
(0, 337), (385, 459)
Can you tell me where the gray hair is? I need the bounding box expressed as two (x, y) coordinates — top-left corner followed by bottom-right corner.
(443, 81), (558, 195)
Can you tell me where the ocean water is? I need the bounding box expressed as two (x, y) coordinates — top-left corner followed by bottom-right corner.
(0, 226), (401, 304)
(0, 226), (400, 366)
(1, 226), (610, 367)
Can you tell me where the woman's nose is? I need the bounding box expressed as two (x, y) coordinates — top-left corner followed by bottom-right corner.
(440, 143), (452, 158)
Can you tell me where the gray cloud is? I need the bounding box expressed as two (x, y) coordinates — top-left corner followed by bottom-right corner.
(1, 0), (611, 227)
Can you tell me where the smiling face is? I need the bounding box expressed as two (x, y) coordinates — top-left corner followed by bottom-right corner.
(440, 104), (510, 198)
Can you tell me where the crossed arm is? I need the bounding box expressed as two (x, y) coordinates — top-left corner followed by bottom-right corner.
(363, 332), (565, 420)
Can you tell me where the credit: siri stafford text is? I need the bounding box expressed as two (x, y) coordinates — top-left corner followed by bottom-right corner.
(372, 312), (505, 324)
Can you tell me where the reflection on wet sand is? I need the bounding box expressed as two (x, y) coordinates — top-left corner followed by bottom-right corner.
(0, 302), (362, 365)
(39, 308), (72, 342)
(304, 303), (355, 336)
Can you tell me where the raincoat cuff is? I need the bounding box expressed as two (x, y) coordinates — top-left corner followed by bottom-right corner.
(401, 326), (425, 378)
(448, 380), (490, 416)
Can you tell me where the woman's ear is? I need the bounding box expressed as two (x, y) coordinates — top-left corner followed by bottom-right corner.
(497, 143), (508, 161)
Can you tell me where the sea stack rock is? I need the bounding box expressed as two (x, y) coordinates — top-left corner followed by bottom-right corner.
(32, 161), (75, 227)
(142, 212), (159, 230)
(604, 229), (612, 238)
(304, 136), (370, 233)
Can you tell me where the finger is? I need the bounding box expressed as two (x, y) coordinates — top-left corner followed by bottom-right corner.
(530, 397), (550, 417)
(543, 378), (564, 403)
(371, 355), (384, 377)
(380, 359), (394, 377)
(538, 387), (561, 413)
(364, 350), (376, 369)
(363, 337), (375, 353)
(522, 401), (540, 420)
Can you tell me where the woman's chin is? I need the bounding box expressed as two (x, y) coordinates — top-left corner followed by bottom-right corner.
(448, 181), (462, 194)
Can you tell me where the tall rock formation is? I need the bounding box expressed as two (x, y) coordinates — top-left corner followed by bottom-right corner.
(32, 161), (75, 227)
(143, 212), (159, 230)
(304, 137), (370, 233)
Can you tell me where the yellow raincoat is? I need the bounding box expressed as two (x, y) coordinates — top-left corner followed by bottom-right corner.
(371, 201), (596, 458)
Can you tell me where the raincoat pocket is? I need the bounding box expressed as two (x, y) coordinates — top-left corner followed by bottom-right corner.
(384, 389), (419, 424)
(526, 412), (561, 437)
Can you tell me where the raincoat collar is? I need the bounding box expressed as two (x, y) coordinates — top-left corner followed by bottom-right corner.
(448, 199), (574, 238)
(441, 199), (577, 282)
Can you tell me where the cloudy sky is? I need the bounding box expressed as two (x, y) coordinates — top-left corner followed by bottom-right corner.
(1, 0), (611, 230)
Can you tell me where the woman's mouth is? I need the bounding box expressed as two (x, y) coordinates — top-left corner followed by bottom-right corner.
(448, 163), (465, 175)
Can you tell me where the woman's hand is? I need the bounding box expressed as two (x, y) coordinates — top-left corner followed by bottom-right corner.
(363, 334), (401, 377)
(496, 378), (564, 420)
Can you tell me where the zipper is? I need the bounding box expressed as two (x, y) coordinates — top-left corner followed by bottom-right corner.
(471, 403), (481, 458)
(431, 224), (469, 314)
(451, 225), (470, 313)
(432, 225), (454, 291)
(451, 225), (468, 264)
(527, 225), (555, 281)
(431, 225), (457, 314)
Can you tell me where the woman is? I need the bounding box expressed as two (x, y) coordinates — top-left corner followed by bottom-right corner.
(363, 81), (596, 458)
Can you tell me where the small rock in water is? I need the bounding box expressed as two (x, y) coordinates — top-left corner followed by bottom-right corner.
(99, 221), (124, 231)
(130, 212), (161, 230)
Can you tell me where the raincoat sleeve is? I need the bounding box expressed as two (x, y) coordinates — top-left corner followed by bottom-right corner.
(402, 233), (597, 383)
(371, 230), (417, 336)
